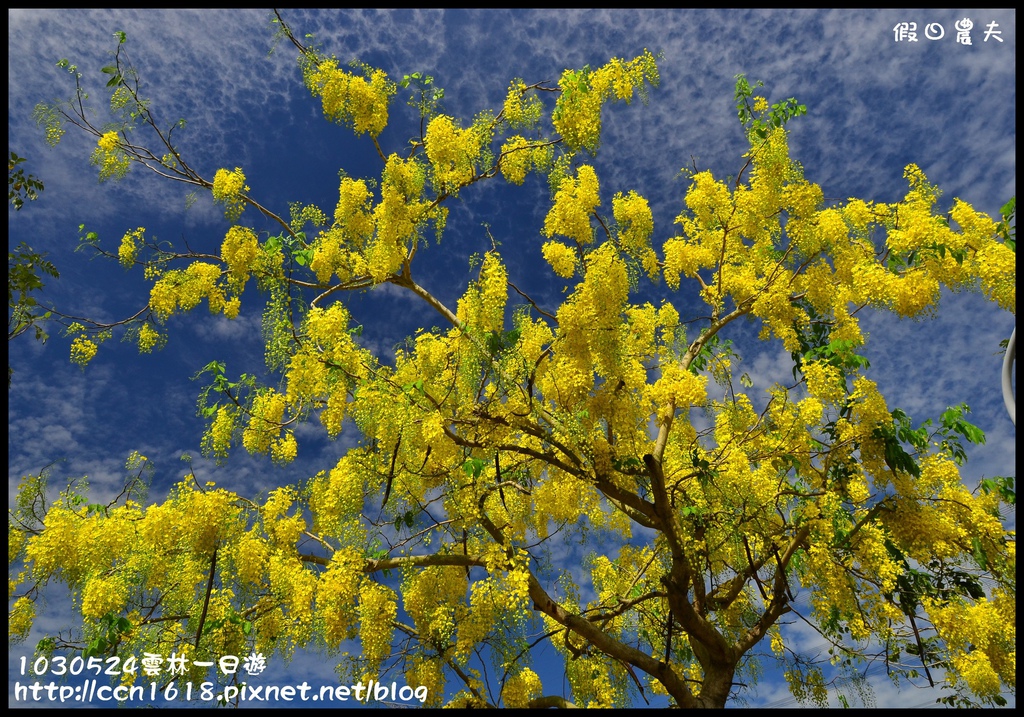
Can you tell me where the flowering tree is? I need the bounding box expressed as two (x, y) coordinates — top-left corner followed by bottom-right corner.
(9, 14), (1015, 709)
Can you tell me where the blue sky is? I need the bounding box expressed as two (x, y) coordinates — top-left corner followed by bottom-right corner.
(8, 8), (1015, 709)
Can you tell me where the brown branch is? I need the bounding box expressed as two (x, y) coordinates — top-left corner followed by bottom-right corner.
(527, 571), (697, 708)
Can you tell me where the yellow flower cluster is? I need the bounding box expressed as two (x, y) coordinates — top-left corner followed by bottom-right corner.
(848, 376), (890, 436)
(925, 594), (1015, 698)
(70, 336), (99, 367)
(201, 405), (235, 459)
(317, 547), (363, 646)
(309, 459), (362, 527)
(613, 190), (657, 277)
(532, 470), (601, 525)
(179, 485), (239, 555)
(290, 303), (368, 436)
(541, 243), (634, 402)
(241, 390), (288, 458)
(405, 656), (445, 708)
(263, 487), (305, 548)
(368, 155), (427, 282)
(502, 668), (542, 708)
(892, 267), (940, 317)
(566, 655), (620, 707)
(424, 114), (485, 194)
(553, 50), (659, 154)
(541, 240), (577, 278)
(90, 131), (130, 181)
(498, 135), (552, 185)
(8, 597), (34, 643)
(118, 227), (145, 267)
(311, 178), (375, 284)
(403, 565), (466, 645)
(974, 240), (1016, 313)
(212, 167), (249, 222)
(270, 431), (298, 463)
(267, 552), (316, 644)
(552, 70), (603, 154)
(335, 177), (375, 233)
(455, 576), (507, 658)
(149, 262), (227, 320)
(358, 580), (397, 667)
(685, 171), (734, 228)
(802, 360), (845, 405)
(221, 226), (259, 285)
(543, 164), (600, 246)
(455, 252), (507, 334)
(783, 666), (829, 707)
(81, 575), (127, 619)
(304, 58), (395, 137)
(232, 529), (269, 586)
(661, 236), (715, 289)
(137, 322), (160, 353)
(503, 80), (543, 129)
(98, 131), (119, 152)
(110, 86), (132, 112)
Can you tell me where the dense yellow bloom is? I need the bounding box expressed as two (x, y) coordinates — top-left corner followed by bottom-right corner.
(543, 164), (600, 245)
(554, 50), (658, 153)
(424, 114), (485, 194)
(149, 262), (227, 320)
(406, 657), (445, 707)
(335, 177), (375, 241)
(97, 131), (119, 152)
(459, 252), (508, 333)
(118, 227), (144, 267)
(802, 360), (845, 404)
(503, 668), (542, 708)
(499, 135), (551, 185)
(81, 575), (127, 619)
(368, 154), (427, 281)
(221, 226), (259, 284)
(137, 322), (160, 353)
(503, 80), (543, 129)
(212, 167), (249, 221)
(974, 240), (1015, 312)
(241, 390), (287, 456)
(70, 336), (99, 366)
(8, 597), (34, 642)
(541, 240), (577, 278)
(304, 58), (395, 137)
(358, 580), (397, 667)
(618, 191), (660, 280)
(270, 430), (298, 464)
(925, 595), (1015, 698)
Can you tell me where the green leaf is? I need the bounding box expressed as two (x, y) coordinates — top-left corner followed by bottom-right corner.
(462, 457), (486, 480)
